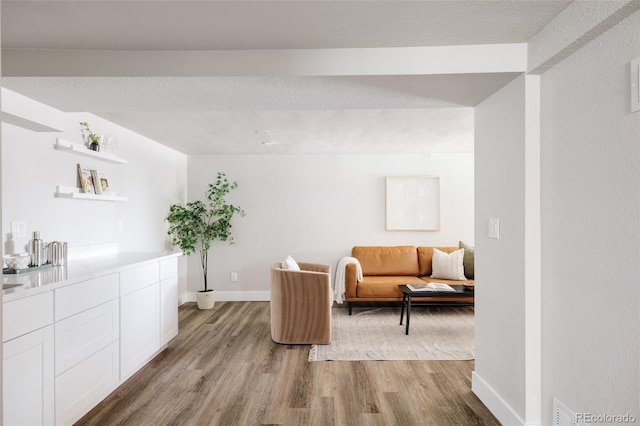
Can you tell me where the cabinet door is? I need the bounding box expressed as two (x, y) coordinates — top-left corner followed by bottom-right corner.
(120, 283), (160, 380)
(55, 341), (120, 426)
(160, 275), (179, 346)
(3, 325), (54, 426)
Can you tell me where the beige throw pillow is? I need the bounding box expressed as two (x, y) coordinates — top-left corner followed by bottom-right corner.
(431, 248), (466, 280)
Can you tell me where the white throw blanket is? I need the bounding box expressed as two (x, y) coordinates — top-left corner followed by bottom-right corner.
(333, 256), (363, 304)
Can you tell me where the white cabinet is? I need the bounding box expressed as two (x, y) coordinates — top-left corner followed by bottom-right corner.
(160, 258), (179, 346)
(121, 277), (160, 381)
(2, 254), (179, 424)
(3, 325), (55, 426)
(54, 275), (120, 425)
(3, 291), (54, 426)
(55, 342), (119, 426)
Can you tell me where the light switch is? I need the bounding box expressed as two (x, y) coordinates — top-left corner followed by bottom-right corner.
(488, 218), (500, 239)
(11, 221), (26, 239)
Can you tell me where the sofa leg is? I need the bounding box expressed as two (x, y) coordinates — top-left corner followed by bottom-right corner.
(348, 303), (352, 315)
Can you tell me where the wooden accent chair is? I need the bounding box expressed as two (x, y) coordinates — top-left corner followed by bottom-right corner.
(270, 262), (332, 344)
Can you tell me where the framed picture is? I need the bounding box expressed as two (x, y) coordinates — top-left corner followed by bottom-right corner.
(98, 171), (110, 194)
(385, 176), (440, 231)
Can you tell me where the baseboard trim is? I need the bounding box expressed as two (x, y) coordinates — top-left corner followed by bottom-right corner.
(179, 291), (270, 305)
(472, 371), (526, 426)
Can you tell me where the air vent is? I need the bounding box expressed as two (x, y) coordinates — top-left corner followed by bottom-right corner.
(553, 398), (578, 426)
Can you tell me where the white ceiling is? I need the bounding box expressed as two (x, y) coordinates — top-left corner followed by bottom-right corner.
(1, 0), (572, 155)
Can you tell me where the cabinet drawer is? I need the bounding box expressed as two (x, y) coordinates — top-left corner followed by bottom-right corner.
(55, 299), (119, 376)
(55, 341), (119, 426)
(120, 262), (159, 296)
(3, 292), (54, 342)
(55, 273), (119, 321)
(160, 257), (178, 280)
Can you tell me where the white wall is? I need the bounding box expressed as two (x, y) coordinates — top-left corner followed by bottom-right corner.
(1, 109), (189, 293)
(187, 154), (474, 298)
(540, 10), (640, 424)
(473, 75), (528, 422)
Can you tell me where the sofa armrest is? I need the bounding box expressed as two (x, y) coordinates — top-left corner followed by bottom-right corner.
(345, 263), (358, 299)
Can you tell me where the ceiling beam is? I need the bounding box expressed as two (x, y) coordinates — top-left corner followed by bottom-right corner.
(3, 44), (527, 77)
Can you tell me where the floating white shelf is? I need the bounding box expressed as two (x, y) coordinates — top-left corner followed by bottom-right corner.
(55, 138), (127, 164)
(55, 186), (128, 202)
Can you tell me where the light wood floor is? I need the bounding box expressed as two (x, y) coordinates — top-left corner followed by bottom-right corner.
(78, 302), (499, 426)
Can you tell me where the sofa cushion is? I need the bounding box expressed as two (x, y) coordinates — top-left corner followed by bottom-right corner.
(459, 241), (475, 279)
(431, 248), (466, 280)
(352, 246), (419, 276)
(356, 276), (422, 298)
(417, 246), (460, 276)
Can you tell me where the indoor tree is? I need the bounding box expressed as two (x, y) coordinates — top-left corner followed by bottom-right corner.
(166, 172), (245, 308)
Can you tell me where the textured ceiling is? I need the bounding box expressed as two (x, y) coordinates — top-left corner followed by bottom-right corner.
(1, 0), (572, 155)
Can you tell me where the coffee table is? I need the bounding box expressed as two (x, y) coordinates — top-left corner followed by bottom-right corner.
(398, 284), (474, 335)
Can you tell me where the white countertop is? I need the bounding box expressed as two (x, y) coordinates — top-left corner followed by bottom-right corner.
(2, 251), (182, 303)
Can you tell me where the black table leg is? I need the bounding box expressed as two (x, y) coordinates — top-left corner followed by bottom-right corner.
(406, 295), (411, 335)
(400, 293), (406, 325)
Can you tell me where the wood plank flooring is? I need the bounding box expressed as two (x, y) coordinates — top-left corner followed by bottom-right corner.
(77, 302), (499, 426)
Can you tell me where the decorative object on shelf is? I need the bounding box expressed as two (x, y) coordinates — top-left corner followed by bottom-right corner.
(98, 171), (110, 194)
(100, 134), (119, 154)
(79, 121), (101, 151)
(166, 172), (246, 310)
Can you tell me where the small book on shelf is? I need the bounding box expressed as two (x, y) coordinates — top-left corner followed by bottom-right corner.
(91, 169), (102, 194)
(77, 163), (96, 194)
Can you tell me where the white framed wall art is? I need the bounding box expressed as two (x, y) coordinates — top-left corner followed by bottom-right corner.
(385, 175), (440, 231)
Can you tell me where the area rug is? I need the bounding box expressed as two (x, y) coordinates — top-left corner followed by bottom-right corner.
(308, 306), (474, 361)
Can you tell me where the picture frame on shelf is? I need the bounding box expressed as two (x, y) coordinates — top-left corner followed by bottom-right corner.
(98, 171), (111, 194)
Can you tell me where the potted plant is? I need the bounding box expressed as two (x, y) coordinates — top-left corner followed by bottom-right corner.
(166, 172), (245, 309)
(80, 121), (101, 151)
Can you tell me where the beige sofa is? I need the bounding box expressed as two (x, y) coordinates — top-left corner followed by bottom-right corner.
(345, 245), (474, 314)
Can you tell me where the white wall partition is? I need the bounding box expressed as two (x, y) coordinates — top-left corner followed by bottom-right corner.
(187, 153), (474, 298)
(539, 10), (640, 425)
(473, 75), (528, 423)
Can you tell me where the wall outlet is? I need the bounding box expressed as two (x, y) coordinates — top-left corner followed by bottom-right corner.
(231, 272), (238, 282)
(11, 221), (27, 239)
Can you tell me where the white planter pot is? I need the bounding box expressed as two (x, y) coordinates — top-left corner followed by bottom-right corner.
(196, 290), (215, 310)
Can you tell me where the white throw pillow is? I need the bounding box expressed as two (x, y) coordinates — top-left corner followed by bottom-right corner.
(282, 255), (300, 271)
(431, 248), (466, 280)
